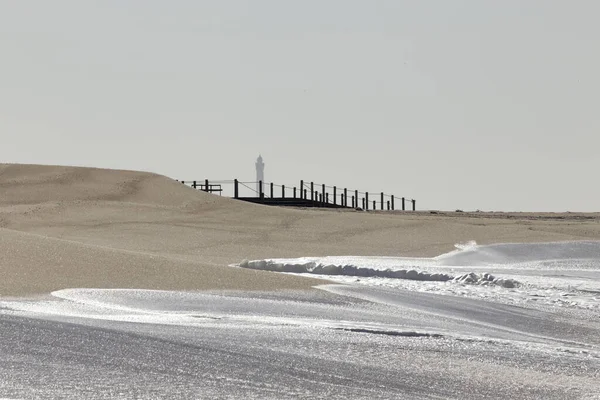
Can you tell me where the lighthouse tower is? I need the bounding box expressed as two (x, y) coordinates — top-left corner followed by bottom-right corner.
(255, 154), (265, 197)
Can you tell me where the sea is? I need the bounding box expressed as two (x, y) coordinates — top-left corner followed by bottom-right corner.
(1, 241), (599, 399)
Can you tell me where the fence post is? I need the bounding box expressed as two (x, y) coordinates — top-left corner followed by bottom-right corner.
(387, 200), (390, 210)
(192, 180), (197, 189)
(300, 180), (304, 199)
(373, 200), (376, 210)
(270, 182), (274, 198)
(282, 185), (285, 198)
(365, 192), (369, 211)
(234, 179), (239, 199)
(352, 196), (355, 208)
(362, 198), (365, 209)
(355, 190), (358, 208)
(322, 184), (325, 203)
(344, 188), (347, 207)
(381, 192), (384, 210)
(412, 199), (416, 211)
(326, 193), (329, 204)
(259, 180), (264, 200)
(204, 179), (209, 192)
(311, 182), (314, 201)
(333, 186), (337, 205)
(402, 197), (406, 211)
(391, 196), (395, 210)
(304, 189), (307, 199)
(293, 187), (297, 198)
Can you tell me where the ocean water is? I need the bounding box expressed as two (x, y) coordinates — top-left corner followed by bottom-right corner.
(1, 242), (599, 399)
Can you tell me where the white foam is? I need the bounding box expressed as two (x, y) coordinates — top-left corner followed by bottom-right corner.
(239, 258), (452, 281)
(0, 288), (453, 339)
(1, 241), (599, 349)
(237, 241), (600, 311)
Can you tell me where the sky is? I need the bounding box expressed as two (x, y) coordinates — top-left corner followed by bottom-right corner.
(1, 1), (598, 211)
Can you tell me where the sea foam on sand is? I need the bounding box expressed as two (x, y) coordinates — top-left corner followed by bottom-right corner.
(2, 241), (600, 399)
(238, 241), (600, 311)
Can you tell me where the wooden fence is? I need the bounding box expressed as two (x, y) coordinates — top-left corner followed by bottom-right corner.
(177, 179), (416, 211)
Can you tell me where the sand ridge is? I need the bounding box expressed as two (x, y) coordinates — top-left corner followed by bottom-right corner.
(2, 163), (600, 297)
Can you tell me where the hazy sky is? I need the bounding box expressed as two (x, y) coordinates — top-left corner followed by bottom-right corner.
(1, 1), (598, 211)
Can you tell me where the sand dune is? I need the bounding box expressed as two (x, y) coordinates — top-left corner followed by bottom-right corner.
(2, 163), (600, 297)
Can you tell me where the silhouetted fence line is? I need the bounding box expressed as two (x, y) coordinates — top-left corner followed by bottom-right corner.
(176, 179), (416, 211)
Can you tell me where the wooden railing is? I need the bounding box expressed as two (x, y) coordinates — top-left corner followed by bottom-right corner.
(176, 179), (416, 211)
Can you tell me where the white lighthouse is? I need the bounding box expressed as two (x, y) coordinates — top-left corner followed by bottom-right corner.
(255, 154), (264, 197)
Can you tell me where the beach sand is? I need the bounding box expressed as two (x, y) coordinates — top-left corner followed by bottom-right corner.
(2, 163), (600, 297)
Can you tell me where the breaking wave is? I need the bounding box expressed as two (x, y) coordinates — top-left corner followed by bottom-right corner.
(240, 259), (452, 281)
(238, 258), (520, 288)
(237, 241), (600, 292)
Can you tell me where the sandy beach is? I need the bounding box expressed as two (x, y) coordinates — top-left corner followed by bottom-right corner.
(2, 164), (600, 399)
(4, 2), (599, 397)
(2, 163), (600, 297)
